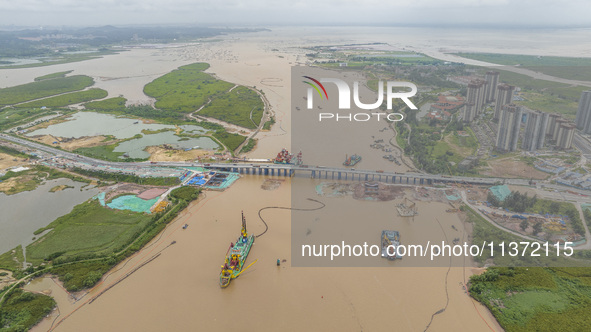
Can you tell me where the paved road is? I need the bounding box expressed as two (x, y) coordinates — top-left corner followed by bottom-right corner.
(3, 133), (591, 196)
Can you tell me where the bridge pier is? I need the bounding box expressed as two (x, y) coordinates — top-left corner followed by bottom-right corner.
(311, 170), (316, 178)
(338, 172), (341, 180)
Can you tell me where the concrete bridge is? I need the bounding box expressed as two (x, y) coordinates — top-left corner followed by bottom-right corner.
(200, 163), (500, 186)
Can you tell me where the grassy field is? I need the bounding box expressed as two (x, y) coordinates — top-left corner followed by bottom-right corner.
(143, 62), (234, 113)
(447, 129), (478, 156)
(73, 143), (126, 162)
(83, 97), (127, 111)
(0, 246), (24, 271)
(212, 131), (247, 152)
(199, 86), (264, 129)
(26, 200), (152, 265)
(0, 108), (56, 131)
(14, 88), (108, 108)
(489, 69), (587, 118)
(457, 53), (591, 81)
(0, 75), (94, 106)
(469, 266), (591, 331)
(515, 92), (579, 119)
(34, 71), (73, 81)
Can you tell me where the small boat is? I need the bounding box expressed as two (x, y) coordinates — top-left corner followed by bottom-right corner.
(219, 212), (256, 288)
(381, 230), (401, 260)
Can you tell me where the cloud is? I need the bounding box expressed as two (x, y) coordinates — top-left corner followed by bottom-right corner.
(0, 0), (589, 27)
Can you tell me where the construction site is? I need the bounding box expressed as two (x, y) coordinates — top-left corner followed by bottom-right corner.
(396, 197), (418, 217)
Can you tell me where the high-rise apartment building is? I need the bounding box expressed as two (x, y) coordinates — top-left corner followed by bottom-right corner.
(494, 83), (515, 121)
(576, 90), (591, 134)
(484, 71), (499, 103)
(522, 110), (548, 151)
(496, 104), (522, 152)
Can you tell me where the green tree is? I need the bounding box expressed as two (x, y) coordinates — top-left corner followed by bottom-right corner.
(520, 219), (529, 232)
(533, 221), (543, 236)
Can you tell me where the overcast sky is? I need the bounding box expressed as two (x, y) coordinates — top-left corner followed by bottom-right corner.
(0, 0), (590, 28)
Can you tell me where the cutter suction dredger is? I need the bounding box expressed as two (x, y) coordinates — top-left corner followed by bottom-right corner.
(219, 212), (256, 288)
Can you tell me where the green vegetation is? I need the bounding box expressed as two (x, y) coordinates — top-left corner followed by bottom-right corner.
(0, 165), (90, 196)
(83, 96), (127, 111)
(141, 128), (173, 135)
(0, 288), (56, 331)
(212, 131), (247, 152)
(26, 200), (152, 265)
(584, 208), (591, 230)
(50, 261), (113, 291)
(0, 145), (30, 159)
(0, 169), (49, 196)
(515, 92), (580, 119)
(457, 53), (591, 81)
(34, 71), (73, 81)
(0, 246), (24, 271)
(241, 138), (257, 153)
(73, 143), (126, 162)
(91, 104), (185, 123)
(262, 115), (275, 130)
(469, 266), (591, 331)
(0, 75), (94, 106)
(70, 167), (180, 186)
(144, 63), (233, 113)
(169, 186), (201, 201)
(487, 190), (537, 213)
(10, 182), (202, 292)
(199, 86), (264, 129)
(72, 134), (151, 162)
(0, 108), (58, 131)
(49, 184), (74, 193)
(484, 69), (586, 119)
(15, 88), (108, 108)
(396, 111), (470, 175)
(486, 190), (585, 236)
